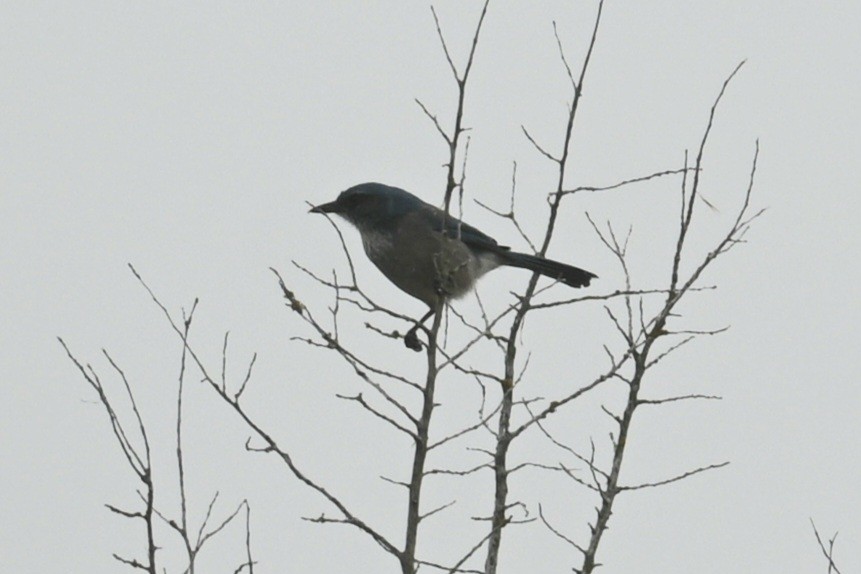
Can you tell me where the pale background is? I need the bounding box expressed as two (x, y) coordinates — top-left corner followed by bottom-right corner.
(2, 1), (859, 572)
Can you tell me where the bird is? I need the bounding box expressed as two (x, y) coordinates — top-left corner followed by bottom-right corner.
(311, 182), (595, 351)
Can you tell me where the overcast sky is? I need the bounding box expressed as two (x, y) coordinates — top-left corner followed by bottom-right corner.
(2, 1), (859, 572)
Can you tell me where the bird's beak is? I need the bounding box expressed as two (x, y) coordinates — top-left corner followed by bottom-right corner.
(309, 200), (341, 214)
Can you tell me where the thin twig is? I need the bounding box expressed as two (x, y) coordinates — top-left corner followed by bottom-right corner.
(810, 519), (843, 574)
(618, 461), (729, 491)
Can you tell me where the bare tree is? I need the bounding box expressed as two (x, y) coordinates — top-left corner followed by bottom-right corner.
(59, 301), (255, 574)
(61, 2), (767, 573)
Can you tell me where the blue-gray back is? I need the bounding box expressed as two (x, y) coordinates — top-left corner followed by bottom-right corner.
(345, 183), (508, 254)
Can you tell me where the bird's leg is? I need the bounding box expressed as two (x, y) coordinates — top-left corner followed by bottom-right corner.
(404, 265), (452, 351)
(404, 308), (434, 352)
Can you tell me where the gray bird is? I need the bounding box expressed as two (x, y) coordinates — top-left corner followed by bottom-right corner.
(311, 182), (595, 350)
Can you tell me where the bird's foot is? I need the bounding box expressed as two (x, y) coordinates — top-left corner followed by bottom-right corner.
(404, 328), (423, 352)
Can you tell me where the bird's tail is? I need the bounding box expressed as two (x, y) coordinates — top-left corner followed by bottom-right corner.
(500, 251), (596, 288)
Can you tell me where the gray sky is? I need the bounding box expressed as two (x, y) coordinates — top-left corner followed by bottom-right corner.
(2, 1), (859, 572)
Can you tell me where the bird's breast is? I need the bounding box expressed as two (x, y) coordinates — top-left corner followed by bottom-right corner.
(360, 228), (396, 263)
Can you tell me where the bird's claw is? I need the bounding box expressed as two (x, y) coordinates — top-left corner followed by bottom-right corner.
(404, 329), (423, 352)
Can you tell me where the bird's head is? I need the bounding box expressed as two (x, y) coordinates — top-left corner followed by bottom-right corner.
(310, 183), (422, 229)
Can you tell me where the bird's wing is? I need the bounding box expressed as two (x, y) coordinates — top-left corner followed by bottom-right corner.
(422, 204), (509, 253)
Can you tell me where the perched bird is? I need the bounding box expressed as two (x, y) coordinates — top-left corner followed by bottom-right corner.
(311, 182), (595, 350)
